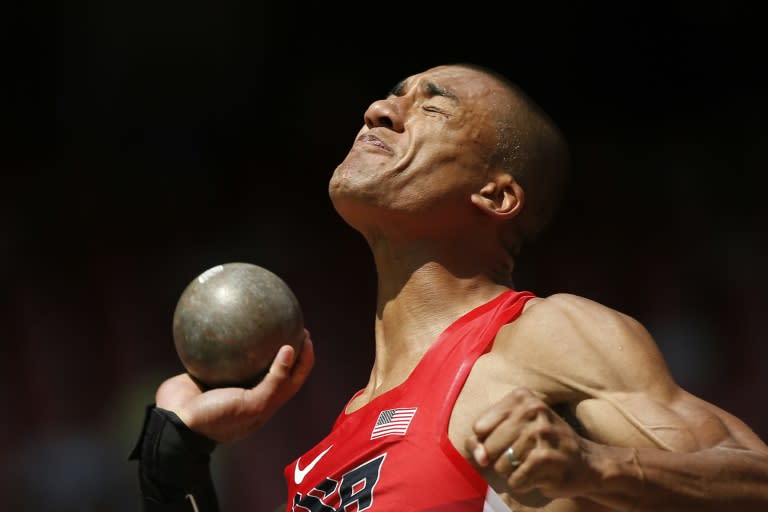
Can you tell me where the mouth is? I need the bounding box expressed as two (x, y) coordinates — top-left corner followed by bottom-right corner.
(356, 133), (393, 154)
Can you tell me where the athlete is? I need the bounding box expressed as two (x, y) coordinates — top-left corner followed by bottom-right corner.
(131, 63), (768, 511)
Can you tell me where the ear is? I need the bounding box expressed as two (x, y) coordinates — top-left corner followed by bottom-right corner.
(470, 173), (524, 220)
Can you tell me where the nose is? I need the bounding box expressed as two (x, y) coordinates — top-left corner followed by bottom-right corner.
(364, 99), (405, 132)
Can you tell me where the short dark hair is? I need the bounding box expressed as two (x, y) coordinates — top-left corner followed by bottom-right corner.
(458, 63), (571, 251)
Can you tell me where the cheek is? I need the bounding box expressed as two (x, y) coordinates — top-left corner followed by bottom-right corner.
(408, 142), (486, 192)
(392, 167), (469, 214)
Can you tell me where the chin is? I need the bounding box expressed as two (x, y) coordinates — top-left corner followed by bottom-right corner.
(328, 162), (373, 202)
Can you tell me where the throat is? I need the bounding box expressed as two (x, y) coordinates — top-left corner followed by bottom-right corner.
(362, 283), (510, 407)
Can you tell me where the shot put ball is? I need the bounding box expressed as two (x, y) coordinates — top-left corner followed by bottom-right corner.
(172, 262), (304, 389)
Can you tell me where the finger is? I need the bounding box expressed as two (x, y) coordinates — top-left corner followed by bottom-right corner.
(271, 344), (297, 379)
(487, 403), (553, 475)
(473, 400), (513, 439)
(505, 452), (537, 492)
(270, 328), (313, 378)
(240, 345), (294, 403)
(502, 414), (572, 495)
(290, 333), (315, 386)
(478, 416), (525, 468)
(472, 387), (534, 437)
(256, 333), (315, 397)
(466, 434), (490, 467)
(496, 445), (524, 475)
(491, 426), (535, 475)
(506, 445), (568, 494)
(482, 394), (548, 462)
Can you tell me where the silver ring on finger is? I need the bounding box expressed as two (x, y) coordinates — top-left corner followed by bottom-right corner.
(505, 446), (521, 468)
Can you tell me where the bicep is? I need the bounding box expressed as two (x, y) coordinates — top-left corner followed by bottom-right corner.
(573, 387), (767, 454)
(573, 388), (715, 451)
(574, 319), (700, 451)
(522, 295), (767, 454)
(547, 295), (764, 452)
(569, 318), (737, 452)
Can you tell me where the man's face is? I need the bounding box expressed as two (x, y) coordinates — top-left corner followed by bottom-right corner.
(328, 65), (510, 234)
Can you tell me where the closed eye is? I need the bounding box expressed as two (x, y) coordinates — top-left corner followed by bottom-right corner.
(423, 105), (452, 117)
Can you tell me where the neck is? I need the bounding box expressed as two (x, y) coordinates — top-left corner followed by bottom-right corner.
(362, 230), (514, 397)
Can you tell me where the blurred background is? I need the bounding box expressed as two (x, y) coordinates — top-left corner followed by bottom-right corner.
(2, 2), (766, 510)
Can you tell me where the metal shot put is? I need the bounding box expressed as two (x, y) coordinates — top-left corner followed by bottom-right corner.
(172, 262), (305, 389)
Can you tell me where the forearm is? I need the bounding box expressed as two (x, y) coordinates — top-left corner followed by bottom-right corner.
(586, 443), (768, 512)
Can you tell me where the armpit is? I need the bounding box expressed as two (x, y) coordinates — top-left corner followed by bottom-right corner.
(552, 402), (589, 438)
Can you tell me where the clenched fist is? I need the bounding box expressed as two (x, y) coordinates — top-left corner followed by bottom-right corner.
(466, 387), (603, 500)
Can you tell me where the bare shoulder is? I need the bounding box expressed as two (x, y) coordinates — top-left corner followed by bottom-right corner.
(524, 292), (640, 327)
(499, 292), (676, 396)
(518, 292), (654, 349)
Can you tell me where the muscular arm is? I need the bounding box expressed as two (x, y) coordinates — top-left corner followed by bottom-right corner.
(579, 389), (768, 511)
(469, 294), (768, 511)
(569, 299), (768, 511)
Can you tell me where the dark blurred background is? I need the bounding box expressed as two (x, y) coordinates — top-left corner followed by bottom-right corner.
(2, 2), (767, 510)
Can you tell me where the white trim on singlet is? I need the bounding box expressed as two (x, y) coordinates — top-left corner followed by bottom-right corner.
(484, 487), (512, 512)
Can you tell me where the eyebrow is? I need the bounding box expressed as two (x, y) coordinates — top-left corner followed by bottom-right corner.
(424, 81), (459, 101)
(388, 79), (459, 102)
(389, 79), (407, 96)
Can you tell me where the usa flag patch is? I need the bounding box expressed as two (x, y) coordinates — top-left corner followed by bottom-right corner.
(370, 408), (418, 440)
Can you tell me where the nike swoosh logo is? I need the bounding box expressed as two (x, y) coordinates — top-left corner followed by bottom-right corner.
(294, 445), (333, 485)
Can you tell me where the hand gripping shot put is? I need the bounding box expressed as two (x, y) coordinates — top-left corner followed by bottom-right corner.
(172, 262), (305, 389)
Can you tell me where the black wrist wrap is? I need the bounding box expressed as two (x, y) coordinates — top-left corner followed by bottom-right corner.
(129, 404), (219, 511)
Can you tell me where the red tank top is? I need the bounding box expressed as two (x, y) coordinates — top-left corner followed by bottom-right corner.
(283, 289), (536, 511)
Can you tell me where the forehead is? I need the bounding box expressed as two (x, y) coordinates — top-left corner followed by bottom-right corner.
(400, 65), (509, 101)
